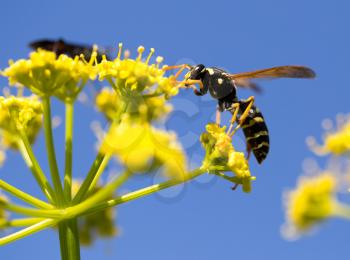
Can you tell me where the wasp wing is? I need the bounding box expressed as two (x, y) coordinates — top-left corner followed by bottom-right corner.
(230, 65), (316, 80)
(234, 78), (263, 93)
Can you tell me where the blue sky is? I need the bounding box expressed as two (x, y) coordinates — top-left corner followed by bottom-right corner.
(1, 0), (350, 259)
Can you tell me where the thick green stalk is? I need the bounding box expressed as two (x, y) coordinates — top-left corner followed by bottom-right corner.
(17, 131), (55, 203)
(58, 219), (80, 260)
(42, 97), (65, 206)
(0, 219), (58, 246)
(84, 168), (206, 215)
(64, 102), (74, 201)
(0, 179), (53, 209)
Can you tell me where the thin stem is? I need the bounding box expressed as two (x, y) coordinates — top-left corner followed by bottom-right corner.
(2, 202), (63, 218)
(0, 218), (44, 228)
(333, 202), (350, 219)
(67, 170), (131, 218)
(72, 152), (107, 204)
(0, 218), (58, 246)
(64, 101), (74, 201)
(85, 154), (111, 197)
(43, 97), (65, 206)
(0, 179), (53, 209)
(84, 168), (206, 215)
(73, 100), (128, 204)
(17, 131), (55, 203)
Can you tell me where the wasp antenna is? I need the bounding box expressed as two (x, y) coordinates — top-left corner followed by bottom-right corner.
(117, 42), (123, 60)
(145, 48), (155, 64)
(137, 46), (145, 61)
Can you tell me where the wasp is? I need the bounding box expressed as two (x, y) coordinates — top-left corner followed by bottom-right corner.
(29, 38), (109, 62)
(163, 64), (315, 164)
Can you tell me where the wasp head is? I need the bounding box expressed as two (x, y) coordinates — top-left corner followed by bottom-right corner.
(185, 64), (205, 80)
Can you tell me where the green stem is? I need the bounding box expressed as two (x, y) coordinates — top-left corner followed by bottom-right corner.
(85, 154), (111, 198)
(72, 152), (107, 204)
(2, 202), (63, 218)
(84, 168), (206, 215)
(0, 218), (58, 246)
(58, 219), (80, 260)
(0, 179), (53, 209)
(73, 100), (128, 204)
(0, 218), (44, 228)
(333, 202), (350, 219)
(67, 170), (131, 218)
(17, 131), (55, 203)
(43, 97), (65, 206)
(64, 101), (74, 201)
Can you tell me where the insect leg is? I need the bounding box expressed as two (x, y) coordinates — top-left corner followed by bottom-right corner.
(227, 103), (240, 135)
(216, 106), (221, 125)
(229, 96), (255, 137)
(176, 79), (204, 95)
(162, 64), (192, 79)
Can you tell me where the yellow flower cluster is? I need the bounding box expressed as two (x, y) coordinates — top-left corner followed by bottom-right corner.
(101, 119), (187, 179)
(307, 117), (350, 156)
(283, 173), (337, 238)
(95, 87), (172, 123)
(97, 44), (178, 98)
(323, 120), (350, 155)
(2, 49), (96, 102)
(0, 95), (43, 149)
(71, 181), (117, 246)
(200, 123), (254, 192)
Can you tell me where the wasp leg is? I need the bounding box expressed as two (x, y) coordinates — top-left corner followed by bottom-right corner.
(230, 96), (255, 137)
(231, 183), (239, 190)
(246, 143), (252, 160)
(162, 64), (191, 80)
(177, 79), (204, 95)
(216, 106), (221, 125)
(227, 103), (240, 135)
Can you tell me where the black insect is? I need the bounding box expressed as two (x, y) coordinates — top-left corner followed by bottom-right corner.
(29, 38), (109, 62)
(164, 64), (316, 163)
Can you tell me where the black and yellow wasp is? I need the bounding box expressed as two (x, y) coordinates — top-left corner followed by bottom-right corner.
(164, 64), (316, 164)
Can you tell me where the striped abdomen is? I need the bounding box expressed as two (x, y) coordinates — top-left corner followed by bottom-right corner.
(238, 102), (269, 164)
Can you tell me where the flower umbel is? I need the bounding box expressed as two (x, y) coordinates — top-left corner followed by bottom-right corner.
(282, 173), (338, 238)
(2, 49), (96, 102)
(101, 119), (187, 179)
(97, 44), (178, 98)
(95, 87), (172, 123)
(307, 115), (350, 156)
(0, 95), (43, 149)
(200, 123), (254, 192)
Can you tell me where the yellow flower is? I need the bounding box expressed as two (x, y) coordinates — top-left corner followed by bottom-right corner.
(2, 49), (96, 102)
(101, 120), (187, 179)
(283, 173), (337, 238)
(95, 87), (172, 123)
(307, 117), (350, 156)
(0, 95), (43, 149)
(71, 181), (117, 246)
(200, 123), (254, 192)
(97, 44), (178, 99)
